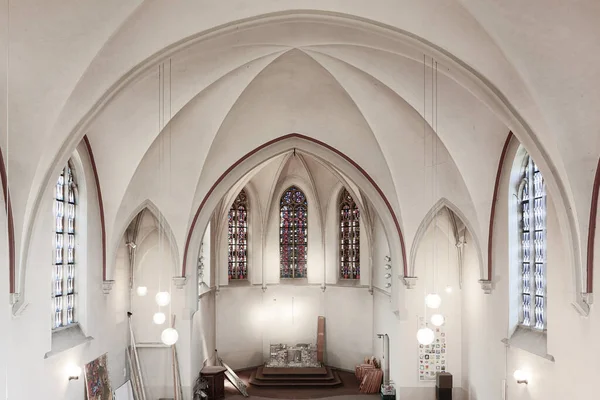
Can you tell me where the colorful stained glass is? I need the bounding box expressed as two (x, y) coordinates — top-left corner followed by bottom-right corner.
(519, 155), (546, 330)
(228, 189), (248, 280)
(339, 188), (360, 279)
(280, 186), (307, 278)
(53, 162), (76, 329)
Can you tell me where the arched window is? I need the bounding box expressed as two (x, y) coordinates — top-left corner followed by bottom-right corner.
(228, 189), (248, 280)
(280, 186), (307, 278)
(53, 161), (76, 329)
(518, 154), (546, 330)
(339, 188), (360, 279)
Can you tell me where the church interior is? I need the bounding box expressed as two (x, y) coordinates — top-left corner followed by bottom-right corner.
(0, 1), (599, 400)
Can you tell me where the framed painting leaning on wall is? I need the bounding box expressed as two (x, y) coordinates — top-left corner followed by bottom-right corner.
(84, 353), (113, 400)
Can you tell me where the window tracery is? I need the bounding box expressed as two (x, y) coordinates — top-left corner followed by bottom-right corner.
(228, 189), (248, 280)
(53, 162), (76, 329)
(518, 154), (546, 330)
(280, 186), (307, 278)
(339, 188), (360, 279)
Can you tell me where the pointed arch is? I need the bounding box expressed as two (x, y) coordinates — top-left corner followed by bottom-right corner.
(409, 197), (484, 281)
(227, 188), (249, 280)
(114, 199), (180, 276)
(279, 185), (309, 279)
(0, 146), (15, 295)
(339, 187), (360, 279)
(587, 157), (600, 294)
(182, 133), (407, 284)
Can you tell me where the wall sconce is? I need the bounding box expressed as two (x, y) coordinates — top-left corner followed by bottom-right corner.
(67, 365), (82, 381)
(513, 369), (529, 384)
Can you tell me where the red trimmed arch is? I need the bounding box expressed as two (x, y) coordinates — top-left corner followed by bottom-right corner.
(182, 133), (408, 277)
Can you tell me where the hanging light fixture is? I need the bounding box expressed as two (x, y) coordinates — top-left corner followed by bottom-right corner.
(136, 286), (148, 296)
(416, 327), (435, 345)
(161, 327), (179, 346)
(425, 293), (442, 309)
(430, 314), (445, 327)
(155, 291), (171, 306)
(153, 312), (166, 325)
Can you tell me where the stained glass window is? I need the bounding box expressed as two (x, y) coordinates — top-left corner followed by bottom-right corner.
(280, 186), (308, 278)
(339, 188), (360, 279)
(228, 189), (248, 280)
(53, 162), (76, 329)
(518, 154), (546, 330)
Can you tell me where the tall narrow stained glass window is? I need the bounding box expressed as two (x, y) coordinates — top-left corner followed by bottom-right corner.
(339, 188), (360, 279)
(518, 154), (546, 330)
(53, 162), (76, 329)
(228, 189), (248, 280)
(280, 186), (308, 278)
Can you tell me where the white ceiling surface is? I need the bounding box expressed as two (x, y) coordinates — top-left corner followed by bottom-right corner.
(0, 1), (598, 281)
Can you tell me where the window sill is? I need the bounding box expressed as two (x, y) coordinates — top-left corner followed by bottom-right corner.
(334, 279), (362, 287)
(502, 325), (554, 362)
(45, 323), (93, 359)
(279, 278), (309, 285)
(225, 279), (252, 287)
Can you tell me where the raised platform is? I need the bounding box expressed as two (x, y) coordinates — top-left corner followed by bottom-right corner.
(225, 367), (376, 399)
(261, 366), (328, 375)
(249, 366), (342, 387)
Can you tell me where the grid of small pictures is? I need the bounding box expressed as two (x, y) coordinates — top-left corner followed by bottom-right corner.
(418, 325), (447, 381)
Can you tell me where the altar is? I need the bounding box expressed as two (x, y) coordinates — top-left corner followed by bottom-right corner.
(266, 343), (321, 368)
(248, 342), (341, 387)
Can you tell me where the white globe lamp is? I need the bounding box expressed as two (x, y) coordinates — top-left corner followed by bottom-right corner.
(416, 327), (435, 345)
(155, 291), (171, 307)
(425, 293), (442, 309)
(153, 312), (166, 325)
(161, 328), (179, 346)
(136, 286), (148, 296)
(431, 314), (445, 327)
(513, 369), (529, 384)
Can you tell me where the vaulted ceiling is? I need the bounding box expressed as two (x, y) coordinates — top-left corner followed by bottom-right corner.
(1, 1), (598, 299)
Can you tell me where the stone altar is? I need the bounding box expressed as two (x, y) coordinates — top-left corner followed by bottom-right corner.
(266, 343), (321, 368)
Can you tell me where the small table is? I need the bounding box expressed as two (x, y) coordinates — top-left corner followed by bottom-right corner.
(201, 366), (227, 400)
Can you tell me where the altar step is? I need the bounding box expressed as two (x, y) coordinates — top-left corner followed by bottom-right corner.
(248, 366), (342, 387)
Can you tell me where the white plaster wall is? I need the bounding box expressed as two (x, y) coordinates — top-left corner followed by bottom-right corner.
(130, 220), (191, 399)
(374, 210), (463, 391)
(461, 144), (600, 400)
(3, 145), (130, 400)
(215, 285), (373, 371)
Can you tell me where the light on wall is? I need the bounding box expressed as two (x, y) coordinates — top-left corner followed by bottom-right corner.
(153, 312), (166, 325)
(513, 369), (529, 384)
(66, 364), (82, 381)
(161, 328), (179, 346)
(136, 286), (148, 296)
(416, 327), (435, 345)
(425, 293), (442, 309)
(155, 291), (171, 306)
(430, 314), (445, 327)
(445, 285), (452, 293)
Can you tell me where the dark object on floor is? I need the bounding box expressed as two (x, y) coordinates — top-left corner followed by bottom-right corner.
(436, 372), (453, 400)
(202, 365), (226, 400)
(216, 352), (249, 397)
